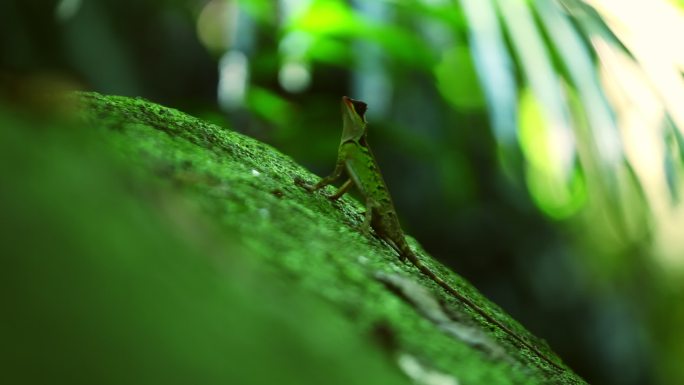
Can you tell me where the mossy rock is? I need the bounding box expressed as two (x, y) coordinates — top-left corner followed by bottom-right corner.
(0, 92), (587, 385)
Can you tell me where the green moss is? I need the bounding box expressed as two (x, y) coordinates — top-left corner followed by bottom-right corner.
(1, 93), (588, 385)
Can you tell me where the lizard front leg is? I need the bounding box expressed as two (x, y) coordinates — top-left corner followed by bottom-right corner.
(295, 156), (345, 192)
(360, 197), (381, 236)
(327, 179), (352, 200)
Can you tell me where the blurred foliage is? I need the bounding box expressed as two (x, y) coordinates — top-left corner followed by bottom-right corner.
(2, 0), (684, 385)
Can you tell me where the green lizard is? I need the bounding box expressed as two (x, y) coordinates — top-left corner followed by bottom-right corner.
(296, 96), (562, 370)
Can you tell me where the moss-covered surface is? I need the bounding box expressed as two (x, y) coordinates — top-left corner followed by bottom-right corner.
(1, 92), (588, 385)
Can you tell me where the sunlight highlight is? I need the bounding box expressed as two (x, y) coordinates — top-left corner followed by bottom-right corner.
(197, 0), (237, 54)
(590, 0), (684, 269)
(55, 0), (82, 22)
(519, 88), (585, 219)
(279, 60), (311, 93)
(588, 0), (684, 134)
(279, 2), (314, 93)
(218, 50), (249, 110)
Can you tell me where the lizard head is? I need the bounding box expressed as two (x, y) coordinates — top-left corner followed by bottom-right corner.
(340, 96), (367, 143)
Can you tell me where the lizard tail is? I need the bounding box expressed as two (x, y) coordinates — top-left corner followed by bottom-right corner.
(399, 240), (563, 370)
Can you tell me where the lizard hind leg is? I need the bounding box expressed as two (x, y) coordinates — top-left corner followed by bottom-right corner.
(395, 238), (418, 264)
(359, 197), (382, 236)
(383, 238), (408, 263)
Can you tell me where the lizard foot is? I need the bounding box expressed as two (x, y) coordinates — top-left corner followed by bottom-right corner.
(355, 222), (372, 237)
(294, 176), (314, 191)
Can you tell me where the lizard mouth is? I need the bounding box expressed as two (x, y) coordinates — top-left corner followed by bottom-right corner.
(342, 96), (367, 121)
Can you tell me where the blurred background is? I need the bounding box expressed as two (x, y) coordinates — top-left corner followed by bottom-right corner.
(2, 0), (684, 384)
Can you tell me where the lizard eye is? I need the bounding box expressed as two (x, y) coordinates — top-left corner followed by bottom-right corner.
(351, 100), (367, 120)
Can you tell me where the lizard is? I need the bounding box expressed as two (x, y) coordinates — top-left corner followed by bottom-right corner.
(296, 96), (562, 370)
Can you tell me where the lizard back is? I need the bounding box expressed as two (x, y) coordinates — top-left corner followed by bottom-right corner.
(341, 139), (411, 256)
